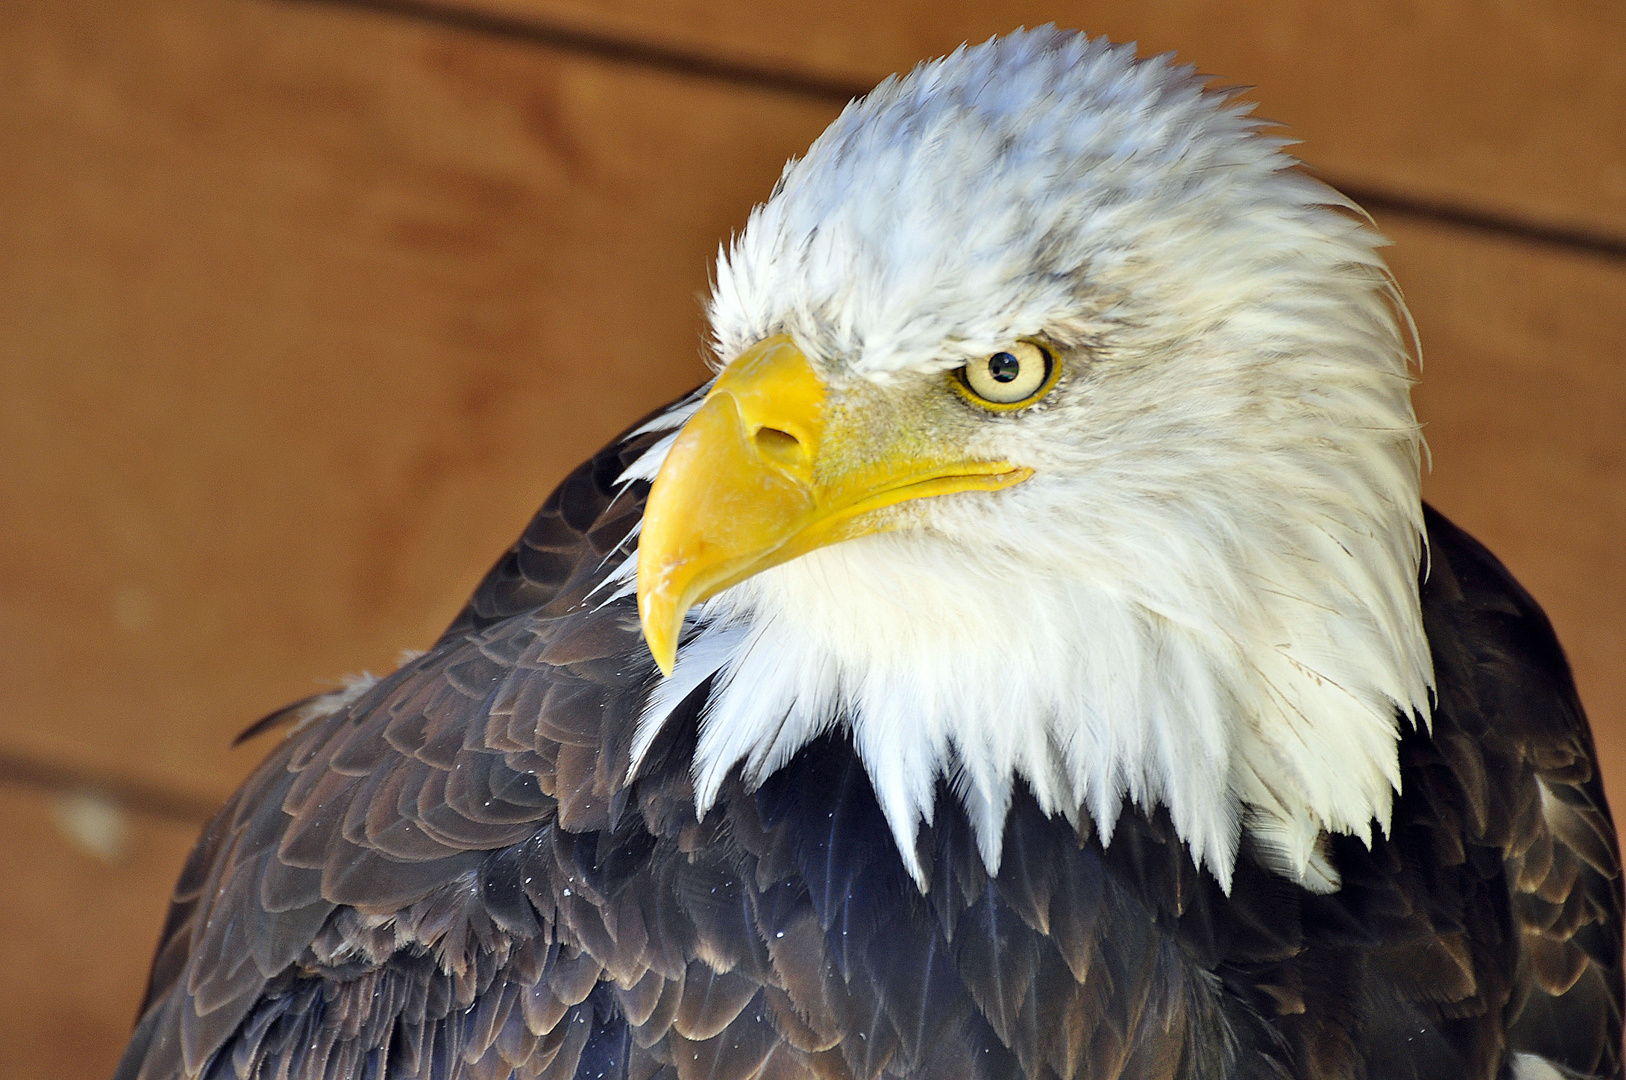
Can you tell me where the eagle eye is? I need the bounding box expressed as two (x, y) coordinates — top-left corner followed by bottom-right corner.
(955, 342), (1057, 409)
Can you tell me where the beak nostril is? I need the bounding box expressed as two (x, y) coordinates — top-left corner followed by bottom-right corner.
(754, 426), (804, 466)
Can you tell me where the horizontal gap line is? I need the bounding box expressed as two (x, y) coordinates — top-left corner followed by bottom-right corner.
(298, 0), (1626, 263)
(288, 0), (868, 102)
(0, 750), (219, 825)
(1343, 186), (1626, 261)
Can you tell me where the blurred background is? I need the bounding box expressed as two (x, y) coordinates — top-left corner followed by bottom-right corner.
(0, 1), (1622, 1075)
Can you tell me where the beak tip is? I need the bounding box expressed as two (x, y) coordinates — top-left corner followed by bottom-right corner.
(649, 640), (677, 678)
(637, 583), (679, 678)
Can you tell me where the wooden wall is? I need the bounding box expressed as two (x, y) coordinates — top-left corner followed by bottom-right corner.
(0, 1), (1620, 1074)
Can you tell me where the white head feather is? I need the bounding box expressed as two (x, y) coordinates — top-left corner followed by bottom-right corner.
(625, 27), (1433, 893)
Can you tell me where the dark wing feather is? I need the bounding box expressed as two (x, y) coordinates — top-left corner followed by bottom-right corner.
(1420, 505), (1624, 1078)
(115, 402), (675, 1080)
(1168, 506), (1623, 1080)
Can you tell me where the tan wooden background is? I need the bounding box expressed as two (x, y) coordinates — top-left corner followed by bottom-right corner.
(1, 1), (1621, 1075)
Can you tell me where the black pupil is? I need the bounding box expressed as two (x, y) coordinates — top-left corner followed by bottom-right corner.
(987, 352), (1021, 382)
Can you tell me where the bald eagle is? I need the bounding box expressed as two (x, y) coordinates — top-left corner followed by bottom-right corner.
(116, 27), (1620, 1080)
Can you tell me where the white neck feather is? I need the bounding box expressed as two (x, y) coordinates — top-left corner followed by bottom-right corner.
(621, 378), (1431, 894)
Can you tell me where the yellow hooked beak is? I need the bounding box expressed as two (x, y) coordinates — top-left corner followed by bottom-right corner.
(636, 335), (1032, 674)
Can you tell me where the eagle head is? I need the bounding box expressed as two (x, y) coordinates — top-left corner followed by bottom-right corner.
(622, 27), (1434, 894)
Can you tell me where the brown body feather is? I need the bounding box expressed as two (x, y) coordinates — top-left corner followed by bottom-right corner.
(114, 403), (1622, 1080)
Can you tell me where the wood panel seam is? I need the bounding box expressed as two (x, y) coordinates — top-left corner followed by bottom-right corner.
(0, 751), (218, 826)
(284, 0), (1626, 264)
(285, 0), (867, 101)
(1348, 186), (1626, 264)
